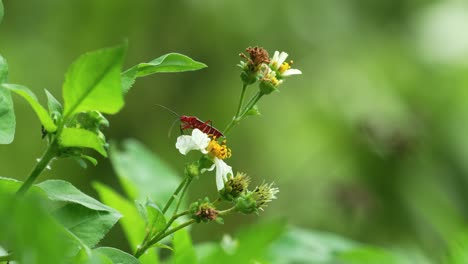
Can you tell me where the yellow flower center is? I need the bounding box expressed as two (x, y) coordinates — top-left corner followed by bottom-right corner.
(278, 62), (291, 74)
(207, 138), (231, 159)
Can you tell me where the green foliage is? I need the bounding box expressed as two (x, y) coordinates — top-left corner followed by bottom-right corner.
(121, 53), (207, 93)
(62, 43), (126, 118)
(93, 182), (159, 264)
(0, 0), (3, 23)
(0, 55), (15, 144)
(0, 189), (72, 264)
(45, 89), (63, 120)
(60, 127), (108, 157)
(93, 247), (141, 264)
(199, 219), (286, 264)
(109, 140), (180, 207)
(1, 84), (57, 132)
(173, 227), (197, 264)
(146, 201), (167, 235)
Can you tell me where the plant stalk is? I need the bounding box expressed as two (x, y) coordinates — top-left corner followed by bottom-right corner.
(16, 142), (58, 196)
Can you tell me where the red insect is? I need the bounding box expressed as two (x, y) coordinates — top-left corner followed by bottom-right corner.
(157, 105), (225, 138)
(180, 115), (224, 138)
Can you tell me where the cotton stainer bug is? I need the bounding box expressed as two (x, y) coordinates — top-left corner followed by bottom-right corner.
(157, 105), (225, 138)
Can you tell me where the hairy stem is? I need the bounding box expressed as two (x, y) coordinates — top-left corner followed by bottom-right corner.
(218, 206), (237, 216)
(16, 141), (58, 196)
(156, 219), (196, 241)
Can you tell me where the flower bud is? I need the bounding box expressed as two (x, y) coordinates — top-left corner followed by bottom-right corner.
(259, 80), (278, 95)
(185, 162), (200, 179)
(235, 182), (279, 214)
(190, 197), (219, 223)
(219, 172), (250, 201)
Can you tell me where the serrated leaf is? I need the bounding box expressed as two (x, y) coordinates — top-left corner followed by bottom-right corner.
(0, 55), (15, 144)
(94, 247), (141, 264)
(93, 182), (159, 264)
(110, 140), (180, 207)
(2, 83), (56, 132)
(173, 227), (197, 264)
(60, 127), (107, 157)
(121, 53), (207, 93)
(63, 44), (126, 118)
(53, 203), (121, 249)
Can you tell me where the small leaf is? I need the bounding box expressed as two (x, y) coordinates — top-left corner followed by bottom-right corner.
(63, 43), (126, 118)
(121, 53), (207, 93)
(45, 89), (63, 116)
(60, 127), (107, 157)
(173, 227), (197, 264)
(0, 55), (15, 144)
(93, 247), (141, 264)
(135, 200), (148, 223)
(153, 243), (173, 251)
(245, 105), (261, 116)
(2, 83), (56, 132)
(146, 201), (166, 235)
(93, 182), (159, 264)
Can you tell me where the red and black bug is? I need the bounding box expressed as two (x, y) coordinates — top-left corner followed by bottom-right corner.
(157, 105), (224, 138)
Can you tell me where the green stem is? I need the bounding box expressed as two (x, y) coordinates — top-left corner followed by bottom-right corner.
(234, 84), (248, 118)
(156, 219), (196, 241)
(16, 141), (58, 196)
(173, 177), (192, 215)
(240, 92), (263, 118)
(161, 176), (187, 214)
(218, 206), (237, 216)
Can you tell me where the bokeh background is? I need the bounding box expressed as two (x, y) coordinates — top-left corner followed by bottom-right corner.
(2, 0), (468, 260)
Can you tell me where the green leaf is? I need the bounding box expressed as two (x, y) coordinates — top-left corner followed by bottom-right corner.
(121, 53), (207, 93)
(173, 227), (197, 264)
(110, 140), (180, 207)
(338, 247), (403, 264)
(0, 55), (15, 144)
(0, 190), (73, 264)
(53, 203), (121, 249)
(200, 219), (286, 264)
(62, 43), (126, 118)
(268, 227), (359, 264)
(147, 201), (166, 235)
(94, 247), (141, 264)
(60, 127), (107, 157)
(45, 89), (63, 117)
(2, 83), (57, 132)
(37, 180), (116, 212)
(93, 182), (159, 264)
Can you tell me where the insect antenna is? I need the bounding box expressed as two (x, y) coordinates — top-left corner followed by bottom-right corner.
(155, 104), (180, 117)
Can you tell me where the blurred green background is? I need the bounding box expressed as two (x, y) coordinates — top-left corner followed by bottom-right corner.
(2, 0), (468, 260)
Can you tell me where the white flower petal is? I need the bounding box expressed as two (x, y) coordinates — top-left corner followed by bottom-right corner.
(271, 51), (279, 65)
(175, 129), (210, 155)
(277, 52), (289, 66)
(201, 163), (216, 174)
(214, 158), (233, 191)
(282, 68), (302, 76)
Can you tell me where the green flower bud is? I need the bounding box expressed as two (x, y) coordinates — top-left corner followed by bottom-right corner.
(259, 80), (278, 95)
(219, 172), (250, 201)
(240, 70), (258, 85)
(185, 161), (200, 179)
(190, 197), (219, 223)
(235, 182), (279, 214)
(235, 192), (258, 214)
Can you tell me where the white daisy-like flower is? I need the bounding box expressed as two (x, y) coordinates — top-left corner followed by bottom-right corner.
(175, 129), (210, 155)
(175, 129), (233, 190)
(269, 51), (302, 77)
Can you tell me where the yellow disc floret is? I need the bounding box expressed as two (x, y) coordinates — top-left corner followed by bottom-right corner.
(278, 61), (292, 74)
(206, 138), (232, 159)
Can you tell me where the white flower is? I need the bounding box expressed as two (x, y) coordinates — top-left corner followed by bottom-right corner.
(269, 51), (302, 77)
(202, 158), (233, 191)
(175, 128), (233, 190)
(175, 129), (210, 155)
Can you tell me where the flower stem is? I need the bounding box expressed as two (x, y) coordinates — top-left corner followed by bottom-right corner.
(235, 84), (248, 118)
(218, 206), (237, 216)
(16, 141), (58, 196)
(161, 176), (188, 214)
(239, 92), (263, 118)
(156, 219), (196, 241)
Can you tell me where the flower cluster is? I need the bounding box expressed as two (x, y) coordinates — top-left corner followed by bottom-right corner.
(239, 47), (302, 94)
